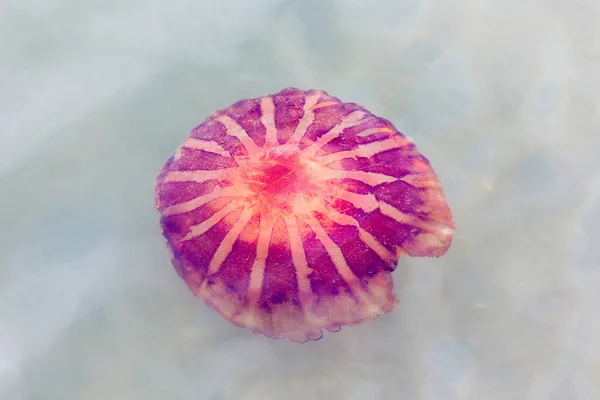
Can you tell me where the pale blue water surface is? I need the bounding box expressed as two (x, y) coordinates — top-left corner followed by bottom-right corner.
(1, 1), (599, 399)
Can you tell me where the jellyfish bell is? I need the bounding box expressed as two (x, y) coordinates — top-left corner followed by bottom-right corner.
(155, 87), (454, 342)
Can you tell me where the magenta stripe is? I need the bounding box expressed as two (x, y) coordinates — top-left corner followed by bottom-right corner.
(215, 213), (261, 295)
(337, 150), (414, 179)
(326, 197), (417, 255)
(373, 180), (425, 214)
(259, 218), (301, 311)
(222, 98), (266, 148)
(156, 180), (219, 210)
(315, 212), (393, 280)
(295, 216), (352, 299)
(299, 102), (361, 150)
(160, 197), (236, 243)
(191, 119), (248, 157)
(176, 208), (242, 275)
(273, 93), (305, 144)
(317, 131), (392, 156)
(316, 117), (392, 155)
(169, 148), (238, 171)
(359, 209), (422, 254)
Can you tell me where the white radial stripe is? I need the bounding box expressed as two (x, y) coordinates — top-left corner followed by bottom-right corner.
(301, 214), (360, 287)
(286, 94), (320, 144)
(180, 201), (239, 242)
(357, 229), (397, 265)
(247, 217), (276, 303)
(355, 127), (393, 137)
(163, 169), (235, 184)
(330, 189), (379, 212)
(215, 114), (262, 155)
(325, 169), (397, 186)
(305, 110), (367, 156)
(207, 207), (255, 275)
(260, 97), (278, 146)
(182, 138), (231, 157)
(311, 100), (338, 110)
(318, 137), (407, 165)
(379, 201), (454, 237)
(379, 201), (413, 225)
(162, 187), (238, 217)
(397, 173), (441, 189)
(323, 206), (396, 264)
(283, 215), (312, 298)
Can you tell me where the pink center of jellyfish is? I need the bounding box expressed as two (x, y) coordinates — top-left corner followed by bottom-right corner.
(155, 88), (455, 342)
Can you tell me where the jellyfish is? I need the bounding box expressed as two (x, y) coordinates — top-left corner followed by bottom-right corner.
(154, 88), (454, 342)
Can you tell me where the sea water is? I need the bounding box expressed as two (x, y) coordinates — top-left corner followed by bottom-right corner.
(1, 1), (599, 399)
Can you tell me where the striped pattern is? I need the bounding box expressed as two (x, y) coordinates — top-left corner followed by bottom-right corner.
(155, 87), (454, 342)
